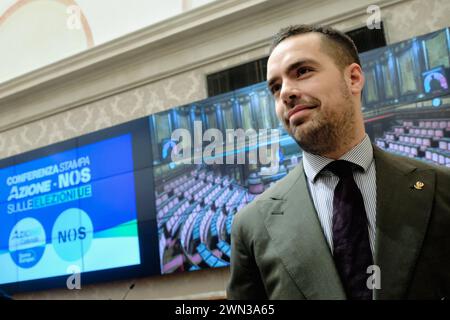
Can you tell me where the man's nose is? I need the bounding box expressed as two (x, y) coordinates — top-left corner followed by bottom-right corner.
(280, 82), (301, 107)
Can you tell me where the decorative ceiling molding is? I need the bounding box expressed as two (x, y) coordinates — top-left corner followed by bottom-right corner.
(0, 0), (406, 132)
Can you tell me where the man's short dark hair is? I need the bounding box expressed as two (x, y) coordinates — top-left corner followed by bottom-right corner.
(270, 24), (361, 70)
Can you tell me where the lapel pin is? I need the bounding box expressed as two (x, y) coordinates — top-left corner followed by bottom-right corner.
(413, 181), (425, 190)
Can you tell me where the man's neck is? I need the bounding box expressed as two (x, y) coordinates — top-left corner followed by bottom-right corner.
(321, 132), (367, 160)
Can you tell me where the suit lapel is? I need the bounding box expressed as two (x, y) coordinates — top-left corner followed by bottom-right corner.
(373, 147), (435, 299)
(263, 163), (346, 299)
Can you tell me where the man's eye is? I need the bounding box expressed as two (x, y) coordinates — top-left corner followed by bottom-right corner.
(297, 67), (312, 77)
(270, 84), (281, 95)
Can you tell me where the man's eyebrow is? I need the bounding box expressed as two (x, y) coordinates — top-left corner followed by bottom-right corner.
(267, 59), (319, 89)
(267, 77), (278, 90)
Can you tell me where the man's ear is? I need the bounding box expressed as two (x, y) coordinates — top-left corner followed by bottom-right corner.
(347, 63), (365, 96)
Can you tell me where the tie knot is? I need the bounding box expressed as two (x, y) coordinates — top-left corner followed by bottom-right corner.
(325, 160), (360, 178)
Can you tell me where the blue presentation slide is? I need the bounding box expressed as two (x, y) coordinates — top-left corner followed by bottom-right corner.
(0, 134), (141, 285)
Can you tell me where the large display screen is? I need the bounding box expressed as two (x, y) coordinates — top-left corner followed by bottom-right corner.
(0, 119), (160, 294)
(0, 134), (140, 285)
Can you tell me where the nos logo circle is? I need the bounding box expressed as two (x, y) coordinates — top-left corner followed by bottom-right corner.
(9, 218), (46, 268)
(52, 208), (94, 262)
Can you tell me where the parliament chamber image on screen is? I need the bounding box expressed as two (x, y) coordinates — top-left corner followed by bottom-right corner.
(0, 0), (449, 300)
(151, 27), (450, 276)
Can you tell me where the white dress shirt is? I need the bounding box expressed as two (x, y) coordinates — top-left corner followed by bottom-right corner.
(302, 134), (377, 256)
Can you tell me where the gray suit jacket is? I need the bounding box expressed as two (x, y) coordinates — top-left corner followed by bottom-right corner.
(227, 146), (450, 299)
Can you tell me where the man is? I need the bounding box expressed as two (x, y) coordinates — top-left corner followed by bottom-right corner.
(227, 24), (450, 300)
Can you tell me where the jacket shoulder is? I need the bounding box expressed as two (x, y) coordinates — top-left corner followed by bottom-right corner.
(376, 147), (450, 176)
(233, 164), (304, 229)
(374, 147), (450, 194)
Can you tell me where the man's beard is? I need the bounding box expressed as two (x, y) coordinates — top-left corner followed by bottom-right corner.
(288, 85), (356, 156)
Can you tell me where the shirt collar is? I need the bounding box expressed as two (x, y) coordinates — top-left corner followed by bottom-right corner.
(303, 134), (374, 183)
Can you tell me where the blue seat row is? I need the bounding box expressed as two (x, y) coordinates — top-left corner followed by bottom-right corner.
(196, 243), (229, 268)
(217, 240), (231, 258)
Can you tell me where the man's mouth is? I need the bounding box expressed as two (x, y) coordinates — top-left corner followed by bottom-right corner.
(287, 104), (317, 121)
